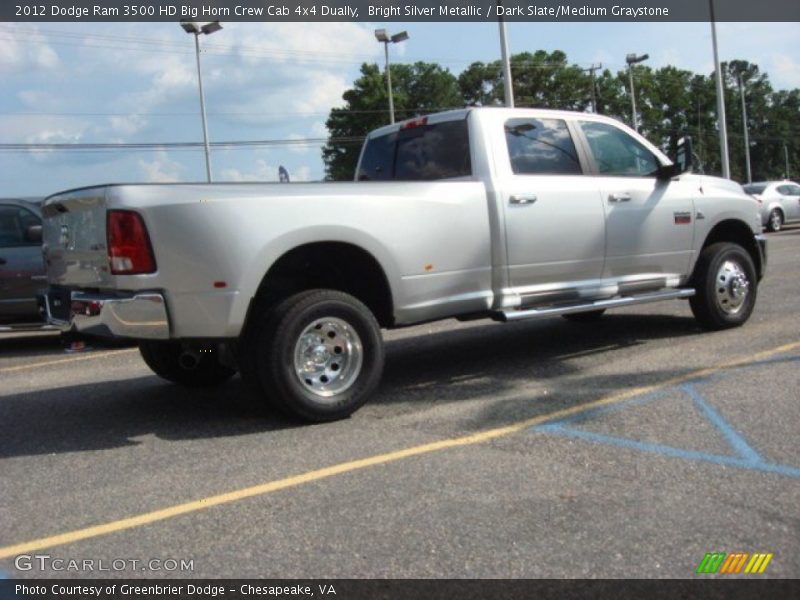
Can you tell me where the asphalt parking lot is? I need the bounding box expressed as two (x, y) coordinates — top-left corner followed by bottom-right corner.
(1, 227), (798, 579)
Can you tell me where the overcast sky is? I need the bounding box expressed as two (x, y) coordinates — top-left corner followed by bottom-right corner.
(1, 21), (798, 197)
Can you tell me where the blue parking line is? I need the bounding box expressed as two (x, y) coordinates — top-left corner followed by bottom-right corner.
(530, 352), (800, 479)
(680, 383), (763, 463)
(537, 422), (800, 479)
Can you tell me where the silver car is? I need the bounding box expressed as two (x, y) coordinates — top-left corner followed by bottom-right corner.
(744, 180), (800, 232)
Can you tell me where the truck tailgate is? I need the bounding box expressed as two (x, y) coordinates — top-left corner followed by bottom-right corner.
(42, 187), (113, 288)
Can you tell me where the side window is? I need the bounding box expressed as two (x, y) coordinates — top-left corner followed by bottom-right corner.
(0, 205), (41, 248)
(579, 121), (661, 177)
(504, 118), (581, 175)
(790, 185), (800, 196)
(776, 185), (793, 196)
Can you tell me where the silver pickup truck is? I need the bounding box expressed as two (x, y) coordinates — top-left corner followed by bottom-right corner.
(42, 108), (766, 421)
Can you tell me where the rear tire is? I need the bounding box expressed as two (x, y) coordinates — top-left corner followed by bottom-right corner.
(241, 289), (384, 422)
(139, 341), (236, 387)
(562, 309), (606, 322)
(766, 208), (783, 232)
(689, 242), (757, 330)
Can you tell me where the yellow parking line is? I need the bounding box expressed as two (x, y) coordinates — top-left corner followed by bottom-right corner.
(0, 348), (138, 374)
(0, 339), (797, 559)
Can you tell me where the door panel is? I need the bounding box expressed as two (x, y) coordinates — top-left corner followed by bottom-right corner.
(0, 204), (45, 323)
(597, 177), (695, 282)
(498, 116), (606, 301)
(577, 120), (695, 285)
(502, 176), (606, 292)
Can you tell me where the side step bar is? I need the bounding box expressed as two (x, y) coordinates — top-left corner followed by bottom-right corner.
(496, 288), (695, 322)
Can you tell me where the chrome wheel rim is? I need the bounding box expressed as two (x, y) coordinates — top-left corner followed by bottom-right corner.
(715, 259), (750, 315)
(293, 317), (363, 398)
(771, 211), (782, 231)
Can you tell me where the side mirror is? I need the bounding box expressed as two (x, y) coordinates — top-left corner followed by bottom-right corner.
(26, 224), (43, 243)
(673, 136), (693, 175)
(658, 136), (694, 181)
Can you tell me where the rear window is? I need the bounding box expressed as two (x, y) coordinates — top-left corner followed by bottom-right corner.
(743, 184), (767, 194)
(357, 119), (471, 181)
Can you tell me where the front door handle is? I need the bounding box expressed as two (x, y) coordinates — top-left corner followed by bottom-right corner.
(609, 193), (631, 203)
(509, 194), (537, 205)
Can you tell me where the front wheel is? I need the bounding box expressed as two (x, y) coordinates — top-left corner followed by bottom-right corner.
(139, 341), (236, 387)
(689, 242), (757, 330)
(241, 289), (384, 422)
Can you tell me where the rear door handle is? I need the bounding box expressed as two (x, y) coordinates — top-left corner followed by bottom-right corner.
(509, 194), (537, 205)
(609, 193), (631, 203)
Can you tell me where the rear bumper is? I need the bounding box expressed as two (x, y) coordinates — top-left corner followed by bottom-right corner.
(43, 289), (170, 340)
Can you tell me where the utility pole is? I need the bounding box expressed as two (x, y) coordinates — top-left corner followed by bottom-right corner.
(497, 1), (514, 107)
(626, 53), (649, 132)
(737, 74), (751, 183)
(709, 0), (730, 179)
(585, 63), (602, 113)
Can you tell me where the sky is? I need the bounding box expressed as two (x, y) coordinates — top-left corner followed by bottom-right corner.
(0, 20), (798, 197)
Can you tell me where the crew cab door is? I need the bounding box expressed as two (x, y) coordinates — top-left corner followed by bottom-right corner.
(496, 116), (606, 304)
(576, 120), (695, 286)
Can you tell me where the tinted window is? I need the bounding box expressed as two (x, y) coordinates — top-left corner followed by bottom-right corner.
(579, 121), (660, 177)
(357, 131), (396, 181)
(504, 118), (581, 175)
(790, 185), (800, 196)
(357, 119), (471, 181)
(777, 185), (793, 196)
(743, 183), (767, 195)
(0, 205), (41, 248)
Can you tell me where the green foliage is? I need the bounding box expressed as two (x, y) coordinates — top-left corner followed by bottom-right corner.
(322, 62), (462, 181)
(323, 51), (800, 182)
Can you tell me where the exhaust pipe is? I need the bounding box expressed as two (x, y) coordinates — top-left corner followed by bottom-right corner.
(178, 349), (201, 370)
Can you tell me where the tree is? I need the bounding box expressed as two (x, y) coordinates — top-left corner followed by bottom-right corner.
(322, 62), (462, 181)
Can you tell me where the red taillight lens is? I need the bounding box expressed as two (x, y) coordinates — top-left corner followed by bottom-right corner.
(107, 210), (156, 275)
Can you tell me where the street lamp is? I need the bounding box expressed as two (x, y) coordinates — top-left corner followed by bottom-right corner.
(626, 52), (649, 132)
(375, 29), (409, 124)
(181, 20), (222, 183)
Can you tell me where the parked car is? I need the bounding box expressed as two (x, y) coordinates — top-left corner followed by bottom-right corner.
(743, 180), (800, 232)
(0, 198), (46, 328)
(41, 108), (765, 421)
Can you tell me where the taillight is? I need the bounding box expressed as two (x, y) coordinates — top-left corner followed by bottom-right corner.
(107, 210), (156, 275)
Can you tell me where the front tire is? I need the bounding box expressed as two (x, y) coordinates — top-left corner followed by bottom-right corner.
(242, 289), (384, 422)
(139, 341), (236, 387)
(767, 208), (783, 232)
(689, 242), (757, 330)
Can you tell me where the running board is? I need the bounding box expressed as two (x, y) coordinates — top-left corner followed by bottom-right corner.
(496, 288), (695, 322)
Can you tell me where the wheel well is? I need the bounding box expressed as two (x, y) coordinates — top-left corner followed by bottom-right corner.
(698, 219), (763, 280)
(249, 242), (394, 328)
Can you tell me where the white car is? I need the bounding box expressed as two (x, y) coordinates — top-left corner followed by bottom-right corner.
(744, 180), (800, 232)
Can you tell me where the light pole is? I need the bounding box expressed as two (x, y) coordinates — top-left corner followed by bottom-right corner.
(709, 0), (730, 179)
(497, 1), (514, 108)
(626, 53), (649, 132)
(181, 20), (222, 183)
(375, 29), (409, 124)
(737, 73), (751, 184)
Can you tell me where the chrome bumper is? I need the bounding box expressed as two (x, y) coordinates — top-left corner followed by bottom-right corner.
(44, 290), (170, 340)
